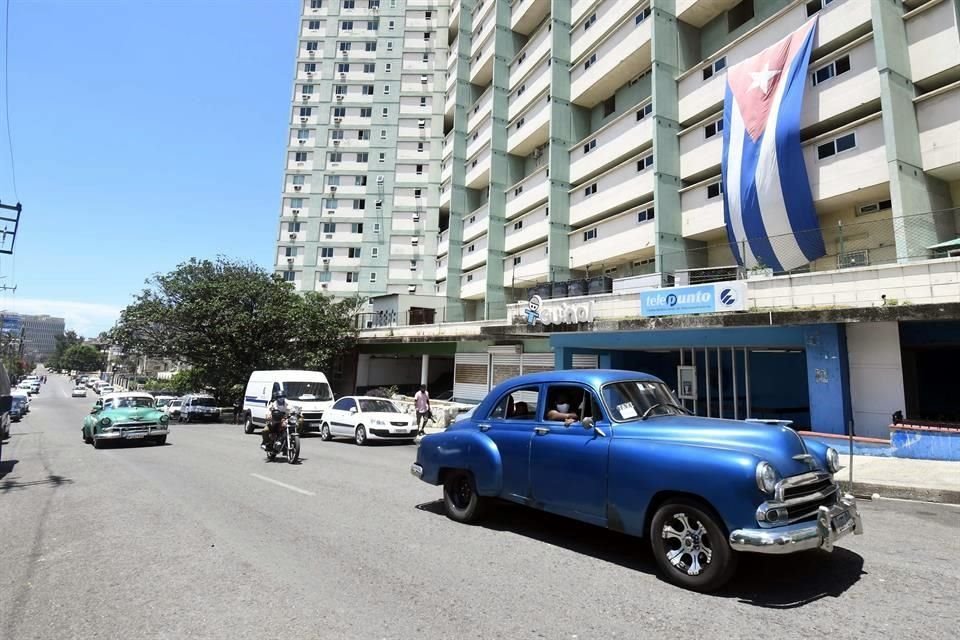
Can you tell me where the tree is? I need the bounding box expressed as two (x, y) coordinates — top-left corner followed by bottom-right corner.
(110, 257), (360, 402)
(47, 330), (84, 370)
(60, 344), (106, 373)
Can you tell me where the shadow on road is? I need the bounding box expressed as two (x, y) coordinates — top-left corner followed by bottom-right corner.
(415, 499), (865, 608)
(1, 474), (74, 494)
(0, 458), (18, 479)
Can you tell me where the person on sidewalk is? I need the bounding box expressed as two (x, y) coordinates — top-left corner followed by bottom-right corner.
(414, 385), (431, 435)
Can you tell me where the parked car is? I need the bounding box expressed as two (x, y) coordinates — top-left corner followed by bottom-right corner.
(179, 394), (221, 423)
(10, 395), (28, 422)
(71, 386), (88, 398)
(82, 392), (169, 448)
(11, 390), (29, 414)
(411, 369), (863, 592)
(242, 370), (335, 435)
(153, 395), (177, 409)
(97, 385), (115, 395)
(29, 381), (41, 395)
(17, 382), (34, 396)
(163, 399), (183, 420)
(321, 396), (417, 445)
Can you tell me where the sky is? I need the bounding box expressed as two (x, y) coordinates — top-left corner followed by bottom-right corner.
(0, 0), (301, 336)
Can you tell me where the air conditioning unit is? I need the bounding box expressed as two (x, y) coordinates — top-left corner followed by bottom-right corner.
(298, 139), (306, 145)
(335, 94), (344, 102)
(411, 237), (419, 246)
(341, 49), (349, 57)
(287, 257), (295, 264)
(292, 208), (301, 215)
(376, 175), (384, 184)
(289, 233), (298, 240)
(306, 71), (313, 77)
(325, 233), (334, 239)
(300, 117), (308, 123)
(293, 185), (302, 192)
(410, 264), (417, 271)
(327, 209), (336, 215)
(301, 95), (311, 102)
(333, 139), (341, 146)
(340, 73), (347, 80)
(334, 117), (343, 124)
(320, 283), (328, 289)
(308, 50), (316, 57)
(407, 285), (417, 293)
(413, 213), (420, 222)
(329, 185), (337, 192)
(296, 162), (304, 167)
(322, 258), (330, 265)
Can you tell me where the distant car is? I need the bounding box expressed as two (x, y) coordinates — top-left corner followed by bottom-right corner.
(154, 395), (176, 409)
(82, 391), (169, 448)
(97, 385), (115, 395)
(11, 390), (29, 414)
(29, 382), (41, 395)
(320, 396), (417, 445)
(180, 395), (221, 423)
(163, 399), (183, 419)
(71, 387), (88, 398)
(17, 382), (34, 396)
(10, 395), (27, 422)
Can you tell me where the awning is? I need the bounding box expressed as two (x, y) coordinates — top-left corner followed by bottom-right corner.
(927, 237), (960, 250)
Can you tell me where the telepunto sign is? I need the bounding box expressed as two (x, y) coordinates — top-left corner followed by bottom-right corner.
(640, 282), (747, 317)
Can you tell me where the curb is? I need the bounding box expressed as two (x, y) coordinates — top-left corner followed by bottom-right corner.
(840, 481), (960, 505)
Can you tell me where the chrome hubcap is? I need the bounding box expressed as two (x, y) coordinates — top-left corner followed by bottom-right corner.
(662, 512), (713, 576)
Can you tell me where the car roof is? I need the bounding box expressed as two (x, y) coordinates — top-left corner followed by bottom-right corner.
(492, 369), (661, 389)
(102, 391), (153, 401)
(342, 396), (399, 402)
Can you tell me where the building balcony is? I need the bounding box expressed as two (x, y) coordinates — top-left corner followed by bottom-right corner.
(917, 82), (960, 179)
(461, 266), (486, 299)
(469, 31), (495, 87)
(441, 159), (453, 183)
(277, 253), (305, 268)
(300, 24), (327, 38)
(674, 0), (739, 27)
(297, 68), (322, 82)
(570, 100), (653, 185)
(440, 180), (451, 209)
(319, 278), (359, 294)
(445, 89), (456, 119)
(571, 0), (647, 63)
(284, 178), (312, 194)
(446, 68), (456, 94)
(446, 37), (459, 72)
(505, 167), (549, 219)
(511, 0), (550, 36)
(507, 93), (550, 156)
(465, 144), (492, 189)
(677, 0), (872, 125)
(466, 116), (493, 159)
(463, 204), (489, 243)
(287, 158), (314, 171)
(508, 57), (551, 120)
(510, 22), (551, 90)
(399, 98), (432, 116)
(406, 16), (436, 30)
(461, 234), (489, 271)
(468, 88), (494, 132)
(569, 203), (656, 270)
(570, 12), (652, 108)
(569, 153), (655, 227)
(392, 214), (420, 234)
(907, 0), (960, 88)
(389, 237), (425, 258)
(502, 242), (549, 288)
(395, 169), (428, 184)
(505, 204), (549, 253)
(402, 77), (435, 93)
(450, 0), (461, 33)
(403, 52), (433, 72)
(679, 121), (724, 181)
(404, 34), (435, 51)
(436, 254), (448, 282)
(443, 131), (454, 159)
(393, 191), (426, 208)
(398, 120), (433, 138)
(298, 45), (324, 60)
(438, 229), (449, 257)
(472, 0), (495, 38)
(302, 0), (327, 16)
(397, 143), (430, 161)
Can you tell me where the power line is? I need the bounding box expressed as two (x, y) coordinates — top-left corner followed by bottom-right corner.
(3, 0), (17, 201)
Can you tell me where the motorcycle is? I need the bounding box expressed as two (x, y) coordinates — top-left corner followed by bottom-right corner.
(265, 407), (301, 464)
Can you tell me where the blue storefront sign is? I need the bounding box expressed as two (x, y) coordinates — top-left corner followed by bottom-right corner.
(640, 282), (747, 317)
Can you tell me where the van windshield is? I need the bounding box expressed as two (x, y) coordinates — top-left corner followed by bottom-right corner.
(284, 381), (333, 401)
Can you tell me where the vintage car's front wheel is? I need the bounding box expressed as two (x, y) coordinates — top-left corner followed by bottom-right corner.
(442, 470), (487, 524)
(649, 499), (737, 592)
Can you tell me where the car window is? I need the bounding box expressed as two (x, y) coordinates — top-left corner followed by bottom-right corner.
(358, 398), (399, 413)
(488, 386), (539, 420)
(331, 398), (352, 411)
(542, 385), (590, 422)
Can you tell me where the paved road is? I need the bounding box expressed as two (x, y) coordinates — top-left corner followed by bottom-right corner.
(1, 375), (957, 639)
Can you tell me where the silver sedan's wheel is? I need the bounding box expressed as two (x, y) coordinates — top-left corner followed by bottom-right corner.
(320, 423), (331, 441)
(354, 425), (366, 446)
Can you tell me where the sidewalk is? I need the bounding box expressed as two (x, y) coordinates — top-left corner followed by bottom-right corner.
(836, 455), (960, 504)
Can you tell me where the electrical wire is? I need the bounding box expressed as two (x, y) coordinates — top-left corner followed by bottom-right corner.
(3, 0), (18, 201)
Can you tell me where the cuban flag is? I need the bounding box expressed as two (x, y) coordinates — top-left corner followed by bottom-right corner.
(722, 17), (825, 272)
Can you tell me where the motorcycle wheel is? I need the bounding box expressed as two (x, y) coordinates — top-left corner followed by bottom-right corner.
(287, 435), (300, 464)
(266, 449), (277, 462)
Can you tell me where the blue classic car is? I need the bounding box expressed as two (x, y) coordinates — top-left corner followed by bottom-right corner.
(411, 370), (863, 591)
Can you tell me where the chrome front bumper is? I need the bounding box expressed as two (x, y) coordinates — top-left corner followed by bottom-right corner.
(95, 427), (169, 440)
(410, 463), (423, 479)
(729, 494), (863, 554)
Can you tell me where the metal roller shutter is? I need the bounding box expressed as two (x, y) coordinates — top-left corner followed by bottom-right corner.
(572, 354), (599, 369)
(491, 353), (522, 386)
(454, 353), (489, 402)
(521, 353), (554, 375)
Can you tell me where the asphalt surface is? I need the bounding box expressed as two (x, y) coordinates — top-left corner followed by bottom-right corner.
(1, 374), (957, 640)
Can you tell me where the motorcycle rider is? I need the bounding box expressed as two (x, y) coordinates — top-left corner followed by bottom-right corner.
(261, 390), (289, 451)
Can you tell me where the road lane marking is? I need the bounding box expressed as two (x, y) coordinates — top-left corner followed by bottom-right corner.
(250, 473), (315, 496)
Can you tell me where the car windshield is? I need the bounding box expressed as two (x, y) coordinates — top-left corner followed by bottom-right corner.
(602, 381), (687, 421)
(358, 399), (400, 414)
(170, 400), (181, 407)
(284, 381), (333, 401)
(114, 397), (155, 408)
(192, 397), (217, 407)
(155, 399), (170, 407)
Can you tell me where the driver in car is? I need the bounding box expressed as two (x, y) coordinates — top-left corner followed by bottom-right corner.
(546, 393), (580, 426)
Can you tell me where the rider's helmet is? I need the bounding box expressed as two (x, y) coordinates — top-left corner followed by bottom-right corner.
(274, 389), (286, 401)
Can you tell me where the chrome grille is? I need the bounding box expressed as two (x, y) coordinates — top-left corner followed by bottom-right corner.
(774, 472), (839, 523)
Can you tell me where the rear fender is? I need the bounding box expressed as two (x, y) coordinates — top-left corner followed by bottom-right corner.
(415, 430), (503, 495)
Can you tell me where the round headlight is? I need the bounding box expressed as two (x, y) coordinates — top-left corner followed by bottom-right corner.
(100, 417), (112, 427)
(159, 415), (169, 424)
(826, 447), (841, 473)
(755, 461), (779, 494)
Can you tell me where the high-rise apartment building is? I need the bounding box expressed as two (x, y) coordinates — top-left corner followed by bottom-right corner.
(1, 312), (66, 361)
(431, 0), (959, 320)
(275, 0), (448, 297)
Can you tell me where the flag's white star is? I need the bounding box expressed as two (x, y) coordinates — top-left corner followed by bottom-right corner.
(748, 63), (781, 95)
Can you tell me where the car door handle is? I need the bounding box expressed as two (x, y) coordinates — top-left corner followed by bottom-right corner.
(478, 423), (491, 432)
(534, 427), (549, 435)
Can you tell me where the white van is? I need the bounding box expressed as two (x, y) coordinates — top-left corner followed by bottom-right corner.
(242, 370), (335, 434)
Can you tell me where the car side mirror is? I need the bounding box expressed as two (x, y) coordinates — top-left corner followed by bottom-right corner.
(582, 417), (595, 430)
(90, 407), (99, 414)
(349, 407), (357, 413)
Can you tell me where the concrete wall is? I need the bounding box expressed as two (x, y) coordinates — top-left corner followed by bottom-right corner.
(846, 321), (906, 439)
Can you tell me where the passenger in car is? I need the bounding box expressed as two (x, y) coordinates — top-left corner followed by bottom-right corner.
(546, 393), (579, 425)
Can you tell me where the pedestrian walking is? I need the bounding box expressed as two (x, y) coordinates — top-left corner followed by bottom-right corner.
(414, 385), (431, 435)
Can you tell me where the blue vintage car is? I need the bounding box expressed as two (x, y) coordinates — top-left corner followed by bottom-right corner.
(411, 369), (863, 591)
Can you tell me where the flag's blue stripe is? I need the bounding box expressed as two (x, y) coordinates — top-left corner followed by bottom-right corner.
(773, 22), (825, 265)
(720, 86), (743, 266)
(740, 129), (783, 272)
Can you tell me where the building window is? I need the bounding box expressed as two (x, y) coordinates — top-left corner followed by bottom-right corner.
(284, 246), (298, 257)
(322, 223), (336, 234)
(327, 175), (340, 186)
(637, 206), (655, 223)
(636, 103), (652, 121)
(422, 52), (429, 63)
(382, 107), (389, 117)
(727, 0), (755, 32)
(360, 107), (372, 117)
(310, 0), (323, 8)
(294, 152), (308, 162)
(812, 55), (851, 86)
(584, 13), (596, 30)
(363, 63), (375, 73)
(468, 244), (475, 252)
(856, 199), (892, 217)
(420, 96), (427, 107)
(346, 272), (359, 283)
(602, 96), (615, 117)
(414, 188), (422, 198)
(349, 247), (362, 258)
(702, 57), (727, 81)
(339, 41), (352, 51)
(343, 0), (355, 7)
(416, 164), (424, 175)
(707, 181), (724, 199)
(333, 107), (346, 117)
(365, 41), (377, 52)
(338, 63), (350, 73)
(287, 222), (302, 233)
(513, 220), (523, 230)
(388, 20), (395, 30)
(637, 154), (653, 171)
(469, 215), (476, 224)
(378, 152), (385, 162)
(583, 228), (598, 241)
(584, 183), (597, 197)
(584, 54), (597, 71)
(583, 139), (596, 154)
(323, 197), (338, 209)
(341, 21), (354, 31)
(354, 175), (367, 186)
(308, 20), (321, 30)
(380, 129), (387, 140)
(423, 31), (431, 41)
(385, 63), (392, 72)
(386, 41), (393, 51)
(418, 119), (426, 129)
(367, 20), (378, 31)
(296, 129), (309, 141)
(516, 117), (525, 130)
(817, 131), (857, 159)
(466, 274), (473, 282)
(373, 223), (380, 233)
(356, 152), (369, 162)
(290, 197), (304, 208)
(292, 174), (306, 186)
(362, 85), (374, 95)
(350, 222), (364, 233)
(305, 41), (319, 51)
(358, 129), (370, 140)
(369, 272), (377, 283)
(318, 271), (332, 283)
(334, 85), (347, 95)
(299, 107), (312, 117)
(805, 0), (837, 17)
(283, 271), (296, 282)
(417, 142), (424, 152)
(513, 186), (523, 196)
(635, 7), (651, 24)
(513, 256), (522, 265)
(371, 247), (379, 258)
(704, 118), (724, 139)
(383, 85), (390, 94)
(304, 63), (317, 73)
(353, 199), (366, 209)
(320, 247), (334, 258)
(331, 130), (344, 141)
(301, 84), (314, 95)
